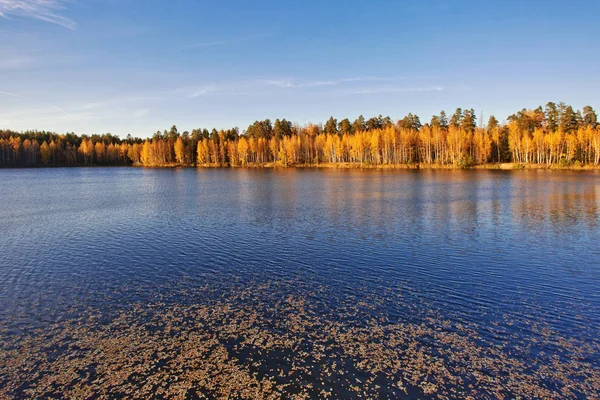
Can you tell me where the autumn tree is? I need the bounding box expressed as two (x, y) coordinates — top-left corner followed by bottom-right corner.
(174, 137), (185, 164)
(40, 141), (51, 164)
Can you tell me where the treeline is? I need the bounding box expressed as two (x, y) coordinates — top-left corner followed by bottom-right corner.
(1, 102), (599, 168)
(0, 131), (137, 167)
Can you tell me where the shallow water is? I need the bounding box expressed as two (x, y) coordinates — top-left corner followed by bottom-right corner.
(1, 168), (600, 398)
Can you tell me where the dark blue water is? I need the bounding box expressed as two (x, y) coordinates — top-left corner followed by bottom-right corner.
(1, 167), (599, 397)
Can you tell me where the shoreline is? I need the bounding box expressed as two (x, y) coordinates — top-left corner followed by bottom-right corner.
(149, 162), (600, 170)
(2, 162), (599, 171)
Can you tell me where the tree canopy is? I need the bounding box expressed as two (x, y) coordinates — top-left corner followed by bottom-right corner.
(1, 102), (599, 168)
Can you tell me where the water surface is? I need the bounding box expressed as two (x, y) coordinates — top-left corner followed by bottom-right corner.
(1, 168), (599, 398)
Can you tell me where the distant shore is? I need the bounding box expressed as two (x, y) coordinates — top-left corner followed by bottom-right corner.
(192, 162), (600, 171)
(2, 162), (600, 170)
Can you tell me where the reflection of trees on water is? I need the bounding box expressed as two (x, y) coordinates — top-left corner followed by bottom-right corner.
(219, 169), (599, 248)
(512, 173), (599, 231)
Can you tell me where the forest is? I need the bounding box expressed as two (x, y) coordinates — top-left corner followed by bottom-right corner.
(1, 102), (599, 168)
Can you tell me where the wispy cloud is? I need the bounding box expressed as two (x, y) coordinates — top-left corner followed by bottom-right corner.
(350, 86), (444, 94)
(0, 0), (76, 30)
(262, 76), (391, 89)
(0, 77), (441, 128)
(76, 96), (161, 111)
(130, 108), (149, 118)
(182, 76), (438, 98)
(0, 56), (32, 69)
(180, 40), (228, 49)
(0, 92), (155, 126)
(0, 90), (26, 99)
(188, 85), (219, 98)
(0, 90), (73, 117)
(180, 33), (271, 50)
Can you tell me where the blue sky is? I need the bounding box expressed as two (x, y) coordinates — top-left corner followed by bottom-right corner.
(1, 0), (598, 137)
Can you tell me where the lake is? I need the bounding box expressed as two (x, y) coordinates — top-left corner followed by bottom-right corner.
(1, 168), (600, 398)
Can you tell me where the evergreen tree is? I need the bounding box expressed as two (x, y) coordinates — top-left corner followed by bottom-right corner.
(461, 109), (476, 134)
(338, 118), (352, 135)
(324, 117), (338, 135)
(559, 105), (579, 133)
(583, 105), (598, 128)
(450, 108), (462, 128)
(439, 111), (449, 130)
(352, 115), (366, 132)
(545, 102), (559, 133)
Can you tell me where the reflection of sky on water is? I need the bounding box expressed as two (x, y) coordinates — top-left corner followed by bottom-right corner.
(1, 168), (600, 397)
(0, 168), (599, 362)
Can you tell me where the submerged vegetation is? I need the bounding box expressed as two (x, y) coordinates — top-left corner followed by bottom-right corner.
(1, 102), (599, 168)
(1, 280), (599, 399)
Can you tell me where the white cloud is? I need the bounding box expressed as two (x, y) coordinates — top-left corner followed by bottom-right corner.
(188, 85), (219, 98)
(179, 40), (228, 49)
(77, 96), (161, 111)
(179, 33), (271, 50)
(0, 56), (32, 69)
(130, 109), (149, 118)
(0, 89), (26, 98)
(262, 76), (390, 89)
(183, 78), (365, 97)
(181, 76), (437, 98)
(0, 89), (72, 117)
(350, 86), (444, 94)
(0, 0), (76, 29)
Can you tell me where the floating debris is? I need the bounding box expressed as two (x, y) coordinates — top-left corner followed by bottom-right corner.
(1, 280), (599, 399)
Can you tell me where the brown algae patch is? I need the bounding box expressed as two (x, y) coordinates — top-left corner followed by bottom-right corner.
(1, 281), (599, 399)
